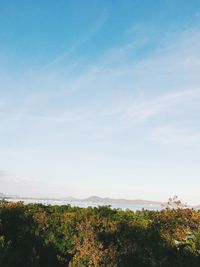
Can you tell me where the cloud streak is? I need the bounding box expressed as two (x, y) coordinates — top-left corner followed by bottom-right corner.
(150, 124), (200, 144)
(41, 12), (108, 70)
(1, 26), (200, 201)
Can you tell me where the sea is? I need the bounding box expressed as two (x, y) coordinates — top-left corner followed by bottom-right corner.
(3, 198), (162, 211)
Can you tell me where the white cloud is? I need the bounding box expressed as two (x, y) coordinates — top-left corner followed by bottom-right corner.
(1, 28), (200, 125)
(41, 12), (108, 70)
(0, 170), (44, 197)
(150, 124), (200, 144)
(1, 27), (200, 201)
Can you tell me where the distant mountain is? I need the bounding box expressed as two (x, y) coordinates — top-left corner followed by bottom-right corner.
(62, 196), (77, 201)
(2, 193), (200, 209)
(82, 195), (162, 205)
(0, 192), (162, 205)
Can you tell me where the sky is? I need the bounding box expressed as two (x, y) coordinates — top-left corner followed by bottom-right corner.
(0, 0), (200, 204)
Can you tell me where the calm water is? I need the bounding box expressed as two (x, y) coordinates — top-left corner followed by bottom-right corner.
(5, 198), (162, 211)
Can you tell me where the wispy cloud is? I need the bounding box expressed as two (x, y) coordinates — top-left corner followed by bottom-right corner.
(0, 170), (36, 184)
(41, 13), (108, 70)
(1, 27), (200, 193)
(150, 124), (200, 144)
(0, 170), (7, 182)
(0, 170), (42, 197)
(1, 86), (199, 130)
(2, 27), (200, 122)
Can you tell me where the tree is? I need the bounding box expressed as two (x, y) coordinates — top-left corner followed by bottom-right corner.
(162, 195), (188, 210)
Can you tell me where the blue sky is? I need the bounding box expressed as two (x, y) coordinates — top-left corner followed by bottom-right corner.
(1, 0), (200, 204)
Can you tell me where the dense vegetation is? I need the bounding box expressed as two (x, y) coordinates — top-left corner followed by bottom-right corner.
(0, 201), (200, 267)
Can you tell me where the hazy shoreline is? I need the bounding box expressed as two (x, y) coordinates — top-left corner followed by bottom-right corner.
(1, 196), (162, 211)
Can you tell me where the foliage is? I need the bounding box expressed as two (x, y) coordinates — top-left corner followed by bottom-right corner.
(0, 202), (200, 266)
(162, 195), (188, 210)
